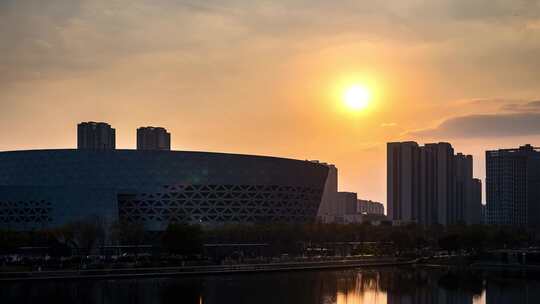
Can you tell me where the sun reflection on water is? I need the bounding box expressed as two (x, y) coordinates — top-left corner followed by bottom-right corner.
(336, 273), (387, 304)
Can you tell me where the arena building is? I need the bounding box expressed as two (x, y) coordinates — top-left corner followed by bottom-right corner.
(0, 126), (329, 231)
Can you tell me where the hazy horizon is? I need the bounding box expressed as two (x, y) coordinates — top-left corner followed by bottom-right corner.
(3, 0), (540, 206)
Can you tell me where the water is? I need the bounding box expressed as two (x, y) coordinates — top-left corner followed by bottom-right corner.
(2, 267), (540, 304)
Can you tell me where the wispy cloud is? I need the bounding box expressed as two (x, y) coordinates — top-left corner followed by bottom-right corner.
(501, 100), (540, 112)
(408, 112), (540, 138)
(3, 0), (540, 85)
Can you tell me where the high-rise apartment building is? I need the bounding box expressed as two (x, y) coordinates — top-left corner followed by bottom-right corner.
(387, 141), (481, 226)
(137, 127), (171, 151)
(469, 178), (482, 225)
(486, 144), (540, 228)
(77, 122), (116, 150)
(455, 153), (473, 224)
(423, 142), (455, 226)
(387, 141), (419, 223)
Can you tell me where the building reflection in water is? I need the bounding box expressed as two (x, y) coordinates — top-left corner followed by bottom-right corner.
(383, 268), (483, 304)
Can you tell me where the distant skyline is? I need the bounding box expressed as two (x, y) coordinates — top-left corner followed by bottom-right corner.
(2, 0), (540, 205)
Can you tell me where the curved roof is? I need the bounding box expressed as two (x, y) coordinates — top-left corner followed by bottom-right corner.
(0, 149), (328, 190)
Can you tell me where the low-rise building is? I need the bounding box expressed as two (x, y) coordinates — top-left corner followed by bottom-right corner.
(358, 199), (385, 215)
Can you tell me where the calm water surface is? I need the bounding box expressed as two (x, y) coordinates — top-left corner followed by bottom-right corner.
(2, 267), (540, 304)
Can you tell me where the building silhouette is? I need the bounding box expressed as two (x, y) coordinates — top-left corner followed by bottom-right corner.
(314, 163), (358, 223)
(0, 123), (329, 231)
(387, 141), (481, 226)
(455, 154), (482, 225)
(486, 144), (540, 228)
(313, 162), (374, 224)
(358, 199), (385, 215)
(387, 141), (418, 224)
(77, 122), (116, 150)
(470, 178), (482, 224)
(481, 204), (487, 224)
(137, 126), (171, 151)
(315, 162), (339, 221)
(337, 191), (358, 215)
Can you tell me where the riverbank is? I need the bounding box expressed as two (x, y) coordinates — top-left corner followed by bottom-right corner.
(0, 258), (416, 282)
(417, 256), (540, 273)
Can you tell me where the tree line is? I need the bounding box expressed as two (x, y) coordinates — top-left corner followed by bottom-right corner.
(1, 220), (535, 258)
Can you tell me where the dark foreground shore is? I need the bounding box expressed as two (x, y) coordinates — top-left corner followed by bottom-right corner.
(0, 258), (417, 282)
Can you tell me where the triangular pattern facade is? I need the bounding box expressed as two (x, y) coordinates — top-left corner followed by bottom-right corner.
(0, 200), (52, 225)
(118, 184), (323, 225)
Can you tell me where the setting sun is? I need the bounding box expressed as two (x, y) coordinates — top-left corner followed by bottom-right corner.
(344, 85), (371, 110)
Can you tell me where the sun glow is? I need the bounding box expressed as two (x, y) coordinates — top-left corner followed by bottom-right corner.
(344, 85), (371, 110)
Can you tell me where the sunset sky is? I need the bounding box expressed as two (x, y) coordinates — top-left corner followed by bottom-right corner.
(2, 1), (540, 206)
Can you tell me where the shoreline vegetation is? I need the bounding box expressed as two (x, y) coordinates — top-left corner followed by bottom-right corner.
(2, 221), (540, 281)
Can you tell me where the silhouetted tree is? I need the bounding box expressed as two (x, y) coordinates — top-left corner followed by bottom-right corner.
(438, 234), (460, 254)
(162, 223), (203, 256)
(0, 229), (28, 253)
(55, 217), (106, 254)
(110, 220), (145, 246)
